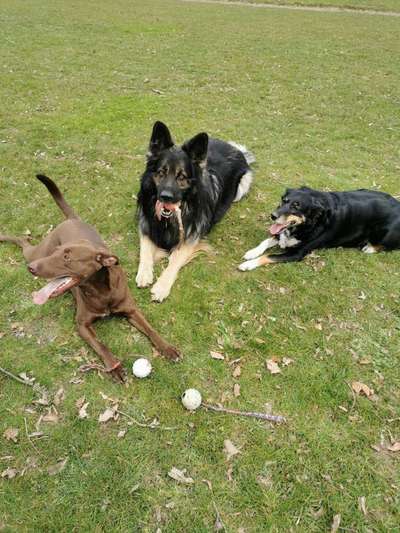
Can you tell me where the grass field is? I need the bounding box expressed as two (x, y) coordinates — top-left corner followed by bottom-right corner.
(214, 0), (400, 12)
(1, 0), (399, 531)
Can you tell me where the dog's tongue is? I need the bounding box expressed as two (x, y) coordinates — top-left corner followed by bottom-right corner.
(270, 223), (288, 235)
(32, 277), (72, 305)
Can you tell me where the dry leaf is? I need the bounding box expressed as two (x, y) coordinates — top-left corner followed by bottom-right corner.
(78, 402), (89, 419)
(331, 513), (341, 533)
(257, 474), (273, 490)
(1, 467), (18, 479)
(214, 512), (224, 531)
(233, 383), (241, 397)
(117, 429), (127, 439)
(311, 506), (325, 519)
(224, 439), (240, 460)
(47, 458), (68, 476)
(167, 467), (194, 484)
(282, 357), (294, 366)
(387, 442), (400, 452)
(210, 351), (225, 361)
(53, 387), (65, 406)
(3, 428), (19, 443)
(129, 483), (140, 494)
(98, 407), (117, 423)
(351, 381), (374, 397)
(42, 410), (59, 424)
(266, 359), (281, 375)
(232, 365), (241, 378)
(34, 390), (50, 406)
(358, 496), (367, 516)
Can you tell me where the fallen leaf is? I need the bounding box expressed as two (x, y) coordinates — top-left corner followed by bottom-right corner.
(1, 467), (18, 479)
(117, 429), (127, 439)
(47, 458), (68, 476)
(33, 390), (50, 406)
(3, 428), (19, 443)
(282, 357), (294, 366)
(226, 466), (233, 482)
(78, 402), (89, 419)
(129, 483), (140, 494)
(214, 511), (224, 531)
(98, 407), (117, 423)
(233, 383), (241, 397)
(311, 506), (325, 519)
(387, 442), (400, 452)
(257, 474), (273, 490)
(53, 387), (65, 406)
(224, 439), (240, 461)
(331, 513), (341, 533)
(42, 410), (59, 423)
(28, 431), (45, 439)
(232, 365), (241, 378)
(266, 359), (281, 375)
(351, 381), (374, 397)
(358, 496), (367, 516)
(76, 396), (86, 409)
(167, 467), (194, 484)
(210, 350), (225, 361)
(255, 338), (265, 345)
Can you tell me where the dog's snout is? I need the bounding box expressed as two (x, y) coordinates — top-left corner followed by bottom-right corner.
(271, 211), (278, 221)
(28, 264), (37, 276)
(159, 190), (174, 202)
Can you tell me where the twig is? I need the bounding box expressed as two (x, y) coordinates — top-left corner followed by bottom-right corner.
(24, 417), (42, 455)
(0, 366), (34, 386)
(202, 403), (286, 423)
(116, 409), (178, 431)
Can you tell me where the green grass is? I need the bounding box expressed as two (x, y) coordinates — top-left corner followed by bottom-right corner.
(216, 0), (400, 13)
(1, 0), (399, 531)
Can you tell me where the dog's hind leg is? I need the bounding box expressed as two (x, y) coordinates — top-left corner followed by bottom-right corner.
(0, 234), (36, 260)
(243, 237), (278, 260)
(136, 234), (160, 288)
(151, 241), (208, 302)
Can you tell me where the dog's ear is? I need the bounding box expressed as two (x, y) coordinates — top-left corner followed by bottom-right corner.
(96, 253), (119, 267)
(149, 121), (174, 156)
(182, 132), (208, 165)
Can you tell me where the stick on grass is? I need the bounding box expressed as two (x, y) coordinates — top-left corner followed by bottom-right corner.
(202, 403), (286, 424)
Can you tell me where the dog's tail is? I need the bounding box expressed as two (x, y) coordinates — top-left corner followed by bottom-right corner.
(36, 174), (79, 220)
(229, 142), (255, 202)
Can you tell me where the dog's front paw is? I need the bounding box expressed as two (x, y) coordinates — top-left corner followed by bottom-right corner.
(151, 281), (171, 302)
(238, 258), (259, 271)
(136, 268), (154, 288)
(243, 247), (262, 261)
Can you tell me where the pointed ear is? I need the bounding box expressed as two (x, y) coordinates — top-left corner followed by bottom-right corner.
(182, 132), (208, 166)
(96, 253), (119, 267)
(148, 121), (174, 157)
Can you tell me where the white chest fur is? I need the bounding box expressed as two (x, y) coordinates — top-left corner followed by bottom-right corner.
(278, 231), (300, 249)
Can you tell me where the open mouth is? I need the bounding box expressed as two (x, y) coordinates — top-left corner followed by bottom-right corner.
(32, 276), (79, 305)
(155, 200), (181, 221)
(269, 214), (304, 236)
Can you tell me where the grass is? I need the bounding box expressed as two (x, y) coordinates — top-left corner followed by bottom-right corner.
(1, 0), (399, 531)
(213, 0), (400, 13)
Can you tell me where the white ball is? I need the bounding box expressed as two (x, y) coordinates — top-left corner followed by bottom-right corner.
(132, 358), (152, 378)
(181, 388), (202, 411)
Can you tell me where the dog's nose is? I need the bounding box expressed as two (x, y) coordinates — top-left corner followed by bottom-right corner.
(159, 190), (174, 203)
(271, 211), (278, 221)
(28, 264), (37, 276)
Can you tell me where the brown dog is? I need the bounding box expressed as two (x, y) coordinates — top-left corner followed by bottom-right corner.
(0, 175), (180, 382)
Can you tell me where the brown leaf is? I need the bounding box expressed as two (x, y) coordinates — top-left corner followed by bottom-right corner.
(233, 383), (241, 397)
(311, 506), (325, 519)
(331, 513), (341, 533)
(387, 442), (400, 452)
(117, 429), (127, 439)
(42, 410), (59, 424)
(358, 496), (367, 516)
(351, 381), (374, 397)
(232, 365), (241, 378)
(98, 407), (117, 423)
(78, 402), (89, 420)
(210, 350), (225, 361)
(167, 467), (194, 484)
(282, 357), (294, 367)
(47, 458), (68, 476)
(1, 467), (18, 479)
(223, 439), (240, 461)
(53, 387), (65, 406)
(3, 428), (19, 443)
(266, 359), (281, 375)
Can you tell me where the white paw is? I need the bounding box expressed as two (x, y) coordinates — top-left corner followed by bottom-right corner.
(136, 268), (154, 288)
(151, 282), (171, 302)
(243, 247), (262, 260)
(238, 259), (259, 271)
(362, 244), (377, 254)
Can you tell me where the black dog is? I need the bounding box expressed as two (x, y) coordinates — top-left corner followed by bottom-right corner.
(136, 121), (255, 301)
(239, 186), (400, 270)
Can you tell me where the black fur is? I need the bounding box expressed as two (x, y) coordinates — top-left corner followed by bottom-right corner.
(137, 121), (253, 250)
(268, 186), (400, 263)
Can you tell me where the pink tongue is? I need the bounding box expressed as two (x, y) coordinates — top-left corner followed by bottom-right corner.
(32, 277), (72, 305)
(270, 223), (288, 235)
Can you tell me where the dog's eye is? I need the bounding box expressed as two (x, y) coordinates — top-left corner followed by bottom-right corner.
(282, 198), (289, 204)
(292, 201), (300, 209)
